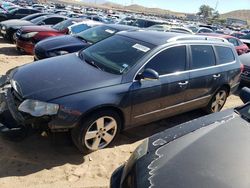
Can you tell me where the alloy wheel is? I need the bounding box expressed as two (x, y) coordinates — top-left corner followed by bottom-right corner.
(211, 90), (227, 112)
(84, 116), (118, 150)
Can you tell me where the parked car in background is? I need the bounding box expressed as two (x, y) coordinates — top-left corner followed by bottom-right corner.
(199, 33), (249, 55)
(239, 52), (250, 84)
(0, 31), (241, 153)
(34, 24), (137, 60)
(0, 13), (51, 41)
(15, 15), (68, 54)
(231, 31), (246, 39)
(110, 88), (250, 188)
(146, 24), (170, 32)
(131, 18), (166, 28)
(68, 19), (103, 34)
(239, 34), (250, 48)
(0, 8), (40, 22)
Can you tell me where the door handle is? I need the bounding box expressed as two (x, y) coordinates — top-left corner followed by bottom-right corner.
(213, 74), (221, 78)
(178, 81), (189, 86)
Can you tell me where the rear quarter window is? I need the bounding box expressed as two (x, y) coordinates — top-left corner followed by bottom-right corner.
(215, 46), (235, 64)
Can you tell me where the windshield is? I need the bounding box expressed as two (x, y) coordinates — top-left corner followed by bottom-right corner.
(52, 19), (73, 31)
(30, 15), (46, 24)
(80, 35), (154, 75)
(188, 26), (199, 33)
(240, 34), (250, 39)
(76, 25), (118, 43)
(8, 7), (18, 13)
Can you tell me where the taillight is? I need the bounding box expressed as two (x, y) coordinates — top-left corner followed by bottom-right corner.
(240, 63), (244, 73)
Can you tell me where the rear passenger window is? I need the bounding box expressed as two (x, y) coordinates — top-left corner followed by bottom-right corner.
(145, 46), (186, 75)
(191, 45), (216, 69)
(215, 46), (235, 64)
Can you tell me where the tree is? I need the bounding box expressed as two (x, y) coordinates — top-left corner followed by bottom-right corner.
(198, 5), (214, 19)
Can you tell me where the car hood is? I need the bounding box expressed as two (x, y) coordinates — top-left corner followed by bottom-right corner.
(1, 19), (33, 27)
(146, 114), (250, 188)
(137, 110), (250, 188)
(20, 25), (56, 32)
(9, 53), (122, 101)
(36, 35), (87, 52)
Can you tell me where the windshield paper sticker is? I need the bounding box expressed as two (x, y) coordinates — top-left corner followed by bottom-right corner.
(105, 29), (115, 34)
(132, 44), (150, 52)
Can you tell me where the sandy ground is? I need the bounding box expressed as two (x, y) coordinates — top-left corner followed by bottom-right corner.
(0, 37), (243, 188)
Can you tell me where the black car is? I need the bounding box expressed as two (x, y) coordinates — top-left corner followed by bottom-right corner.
(34, 24), (137, 60)
(110, 87), (250, 188)
(0, 31), (241, 153)
(0, 12), (50, 41)
(239, 52), (250, 84)
(0, 8), (40, 22)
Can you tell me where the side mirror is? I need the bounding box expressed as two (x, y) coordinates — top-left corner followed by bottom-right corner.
(139, 68), (159, 81)
(240, 87), (250, 104)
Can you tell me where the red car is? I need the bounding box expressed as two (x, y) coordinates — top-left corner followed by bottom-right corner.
(198, 33), (249, 55)
(15, 17), (81, 54)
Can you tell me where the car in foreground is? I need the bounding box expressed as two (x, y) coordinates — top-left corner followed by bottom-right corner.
(34, 24), (137, 60)
(0, 8), (40, 22)
(15, 15), (68, 54)
(239, 52), (250, 84)
(110, 87), (250, 188)
(0, 13), (51, 41)
(199, 33), (249, 55)
(0, 31), (241, 153)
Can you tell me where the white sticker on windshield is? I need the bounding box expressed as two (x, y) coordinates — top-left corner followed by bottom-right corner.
(132, 44), (150, 52)
(105, 29), (115, 34)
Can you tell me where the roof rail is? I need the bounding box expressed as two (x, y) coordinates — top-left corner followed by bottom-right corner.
(167, 35), (229, 43)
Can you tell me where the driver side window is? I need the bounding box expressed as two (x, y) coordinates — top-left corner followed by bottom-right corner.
(144, 46), (187, 75)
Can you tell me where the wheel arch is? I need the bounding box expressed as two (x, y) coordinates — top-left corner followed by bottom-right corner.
(79, 105), (126, 130)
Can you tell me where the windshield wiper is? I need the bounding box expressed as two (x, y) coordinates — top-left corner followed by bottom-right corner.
(85, 59), (102, 71)
(74, 35), (88, 43)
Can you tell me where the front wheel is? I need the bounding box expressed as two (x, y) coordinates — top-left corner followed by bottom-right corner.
(71, 110), (121, 154)
(205, 88), (228, 113)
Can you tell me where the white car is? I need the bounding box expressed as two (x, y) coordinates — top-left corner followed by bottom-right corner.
(68, 19), (103, 34)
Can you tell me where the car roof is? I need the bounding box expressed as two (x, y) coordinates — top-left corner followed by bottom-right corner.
(118, 30), (194, 45)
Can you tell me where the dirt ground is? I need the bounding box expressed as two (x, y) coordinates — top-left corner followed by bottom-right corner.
(0, 37), (243, 188)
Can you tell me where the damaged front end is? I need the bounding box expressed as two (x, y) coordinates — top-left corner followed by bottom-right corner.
(0, 74), (27, 137)
(0, 74), (52, 138)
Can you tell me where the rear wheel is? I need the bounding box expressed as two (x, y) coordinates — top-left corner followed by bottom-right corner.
(205, 88), (228, 113)
(71, 110), (121, 154)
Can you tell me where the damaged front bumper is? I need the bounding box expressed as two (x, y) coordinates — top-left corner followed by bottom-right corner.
(0, 75), (26, 136)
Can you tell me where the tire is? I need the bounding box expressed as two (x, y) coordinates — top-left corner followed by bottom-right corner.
(71, 110), (121, 154)
(205, 88), (228, 114)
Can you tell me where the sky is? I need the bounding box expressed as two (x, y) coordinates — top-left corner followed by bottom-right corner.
(108, 0), (250, 13)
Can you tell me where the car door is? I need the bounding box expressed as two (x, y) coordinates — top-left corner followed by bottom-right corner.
(130, 45), (189, 125)
(187, 45), (221, 106)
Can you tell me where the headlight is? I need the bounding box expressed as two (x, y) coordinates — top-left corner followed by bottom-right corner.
(1, 26), (6, 30)
(21, 32), (38, 38)
(18, 99), (59, 117)
(48, 50), (69, 57)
